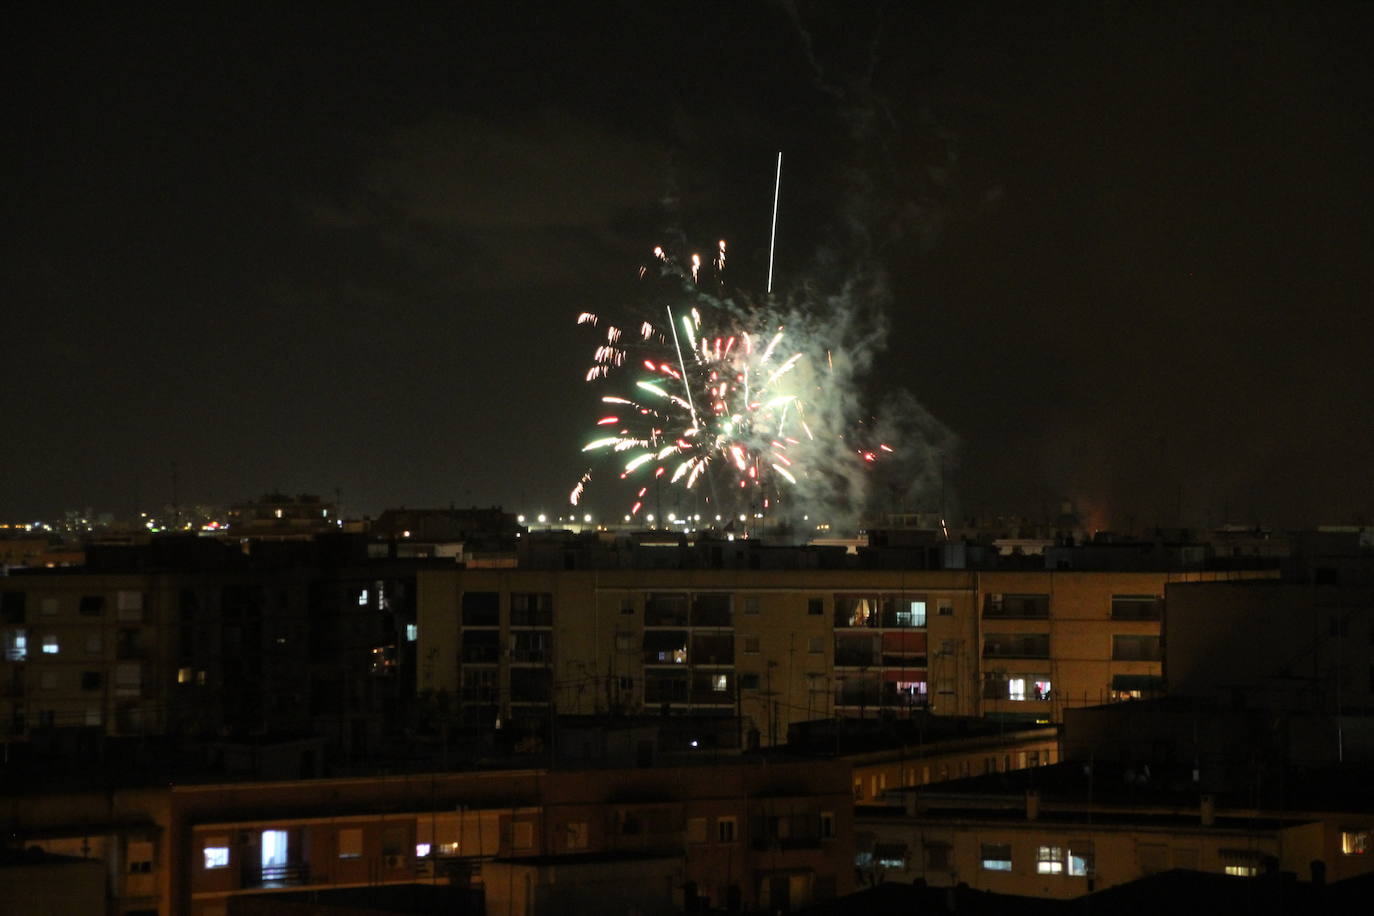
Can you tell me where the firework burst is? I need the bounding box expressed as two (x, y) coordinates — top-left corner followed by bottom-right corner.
(570, 242), (891, 524)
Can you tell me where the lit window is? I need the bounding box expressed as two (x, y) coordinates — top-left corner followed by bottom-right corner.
(1342, 830), (1370, 855)
(1008, 678), (1026, 701)
(406, 623), (418, 641)
(1037, 845), (1064, 874)
(357, 589), (369, 606)
(981, 843), (1012, 871)
(415, 843), (431, 857)
(177, 667), (193, 684)
(203, 842), (229, 869)
(1221, 849), (1264, 875)
(897, 601), (926, 627)
(875, 842), (908, 869)
(1066, 840), (1099, 878)
(42, 635), (59, 655)
(712, 674), (728, 692)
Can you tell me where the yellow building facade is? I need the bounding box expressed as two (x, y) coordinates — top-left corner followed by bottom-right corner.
(415, 567), (1272, 745)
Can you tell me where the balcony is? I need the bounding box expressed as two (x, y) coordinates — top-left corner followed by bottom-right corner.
(834, 595), (928, 629)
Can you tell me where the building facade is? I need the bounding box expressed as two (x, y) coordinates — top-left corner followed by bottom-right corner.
(7, 760), (854, 916)
(415, 566), (1273, 747)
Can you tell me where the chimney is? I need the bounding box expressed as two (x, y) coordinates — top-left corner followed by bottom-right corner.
(1026, 789), (1040, 821)
(1200, 794), (1215, 827)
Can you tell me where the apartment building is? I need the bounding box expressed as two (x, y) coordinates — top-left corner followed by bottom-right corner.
(415, 564), (1272, 747)
(856, 759), (1374, 897)
(0, 536), (430, 758)
(8, 759), (854, 915)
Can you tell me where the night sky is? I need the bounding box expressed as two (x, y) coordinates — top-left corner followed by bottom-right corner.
(7, 2), (1374, 530)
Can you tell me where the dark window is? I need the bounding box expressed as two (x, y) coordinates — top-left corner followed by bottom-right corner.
(690, 633), (734, 665)
(1112, 635), (1162, 661)
(461, 592), (499, 626)
(983, 633), (1050, 658)
(983, 594), (1049, 618)
(81, 671), (102, 691)
(79, 595), (106, 616)
(178, 588), (199, 621)
(691, 593), (732, 627)
(461, 630), (500, 663)
(807, 597), (824, 616)
(740, 673), (760, 690)
(510, 593), (553, 627)
(835, 634), (880, 667)
(511, 631), (552, 664)
(645, 593), (688, 627)
(644, 670), (688, 703)
(460, 668), (497, 702)
(1111, 596), (1162, 620)
(926, 843), (952, 871)
(1, 592), (25, 624)
(835, 675), (880, 707)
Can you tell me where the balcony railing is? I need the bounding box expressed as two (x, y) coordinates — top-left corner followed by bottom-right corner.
(243, 862), (311, 887)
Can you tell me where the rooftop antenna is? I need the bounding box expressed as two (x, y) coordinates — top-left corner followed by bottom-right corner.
(767, 152), (782, 294)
